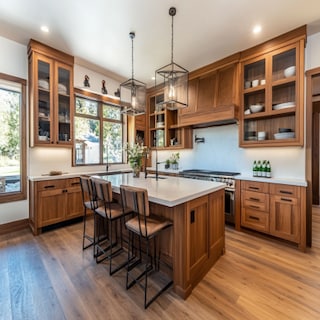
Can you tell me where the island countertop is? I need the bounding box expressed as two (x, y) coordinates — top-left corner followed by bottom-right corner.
(91, 173), (226, 207)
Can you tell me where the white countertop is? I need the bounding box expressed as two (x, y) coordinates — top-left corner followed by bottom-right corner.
(237, 175), (307, 187)
(28, 169), (132, 181)
(91, 173), (226, 207)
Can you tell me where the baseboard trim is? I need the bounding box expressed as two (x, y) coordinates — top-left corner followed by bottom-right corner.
(0, 219), (29, 235)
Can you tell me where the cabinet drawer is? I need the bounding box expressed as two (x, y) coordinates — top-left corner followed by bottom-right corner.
(67, 177), (81, 188)
(241, 180), (269, 193)
(269, 184), (299, 198)
(242, 191), (269, 212)
(241, 208), (269, 233)
(37, 179), (67, 191)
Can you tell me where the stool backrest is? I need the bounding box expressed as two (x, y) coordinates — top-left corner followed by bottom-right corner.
(120, 185), (150, 217)
(80, 176), (96, 208)
(93, 179), (113, 204)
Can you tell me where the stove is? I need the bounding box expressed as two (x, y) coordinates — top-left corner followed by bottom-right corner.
(179, 169), (240, 225)
(179, 169), (240, 191)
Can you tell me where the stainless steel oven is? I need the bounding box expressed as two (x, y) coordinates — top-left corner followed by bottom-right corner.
(179, 170), (239, 225)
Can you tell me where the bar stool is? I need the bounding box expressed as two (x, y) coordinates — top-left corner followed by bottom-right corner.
(92, 178), (132, 275)
(120, 185), (173, 309)
(80, 176), (98, 252)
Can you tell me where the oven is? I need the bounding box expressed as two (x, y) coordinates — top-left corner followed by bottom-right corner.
(179, 170), (239, 225)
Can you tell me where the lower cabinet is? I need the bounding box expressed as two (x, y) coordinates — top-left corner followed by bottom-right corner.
(29, 177), (83, 235)
(240, 180), (306, 251)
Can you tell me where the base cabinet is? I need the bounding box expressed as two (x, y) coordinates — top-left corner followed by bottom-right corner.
(240, 180), (306, 250)
(269, 184), (301, 243)
(29, 177), (83, 235)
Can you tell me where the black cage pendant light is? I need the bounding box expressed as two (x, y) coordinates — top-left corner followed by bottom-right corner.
(155, 7), (188, 110)
(120, 32), (146, 116)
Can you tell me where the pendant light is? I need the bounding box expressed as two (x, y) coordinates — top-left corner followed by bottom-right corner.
(155, 7), (188, 110)
(120, 32), (146, 115)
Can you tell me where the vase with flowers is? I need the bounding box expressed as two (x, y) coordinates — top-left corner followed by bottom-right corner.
(125, 142), (145, 177)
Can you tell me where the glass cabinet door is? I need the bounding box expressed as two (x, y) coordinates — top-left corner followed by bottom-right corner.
(56, 64), (71, 144)
(37, 59), (52, 144)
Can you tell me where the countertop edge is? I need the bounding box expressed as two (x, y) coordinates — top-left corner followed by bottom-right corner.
(236, 175), (307, 187)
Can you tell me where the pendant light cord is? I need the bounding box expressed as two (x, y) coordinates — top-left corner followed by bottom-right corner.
(129, 32), (135, 80)
(171, 12), (174, 64)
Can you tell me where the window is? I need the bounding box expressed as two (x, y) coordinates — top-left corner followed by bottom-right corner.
(74, 92), (123, 166)
(0, 73), (27, 203)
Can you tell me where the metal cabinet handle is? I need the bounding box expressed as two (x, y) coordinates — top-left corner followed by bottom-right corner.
(44, 185), (55, 189)
(248, 186), (259, 190)
(249, 215), (259, 221)
(280, 197), (292, 202)
(279, 190), (293, 195)
(190, 210), (195, 224)
(249, 197), (260, 201)
(249, 205), (260, 209)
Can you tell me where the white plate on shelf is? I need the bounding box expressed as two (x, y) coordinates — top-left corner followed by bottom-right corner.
(272, 101), (295, 110)
(274, 132), (295, 139)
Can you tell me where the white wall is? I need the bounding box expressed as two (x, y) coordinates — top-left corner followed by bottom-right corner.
(153, 124), (305, 179)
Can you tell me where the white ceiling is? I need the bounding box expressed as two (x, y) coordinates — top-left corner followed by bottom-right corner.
(1, 0), (320, 87)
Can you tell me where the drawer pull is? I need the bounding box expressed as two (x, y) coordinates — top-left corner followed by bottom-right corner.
(249, 215), (260, 221)
(249, 205), (260, 209)
(62, 189), (68, 193)
(71, 182), (80, 186)
(44, 185), (55, 189)
(281, 197), (292, 202)
(190, 210), (195, 224)
(279, 190), (293, 195)
(248, 186), (259, 190)
(249, 197), (260, 202)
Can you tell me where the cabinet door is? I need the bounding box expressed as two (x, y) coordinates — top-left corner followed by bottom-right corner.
(179, 77), (198, 116)
(189, 196), (209, 280)
(270, 195), (300, 242)
(54, 62), (73, 145)
(65, 178), (83, 219)
(35, 54), (54, 145)
(38, 188), (67, 227)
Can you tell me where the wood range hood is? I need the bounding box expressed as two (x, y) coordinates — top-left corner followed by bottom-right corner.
(178, 53), (240, 128)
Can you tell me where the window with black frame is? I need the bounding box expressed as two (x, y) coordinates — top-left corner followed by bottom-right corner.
(0, 73), (27, 203)
(74, 94), (123, 166)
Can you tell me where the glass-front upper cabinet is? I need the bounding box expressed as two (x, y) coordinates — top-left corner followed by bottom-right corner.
(239, 26), (306, 147)
(28, 39), (74, 147)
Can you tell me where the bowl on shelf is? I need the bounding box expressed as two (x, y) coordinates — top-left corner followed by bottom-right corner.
(284, 66), (296, 78)
(38, 135), (48, 141)
(249, 104), (264, 113)
(274, 132), (295, 140)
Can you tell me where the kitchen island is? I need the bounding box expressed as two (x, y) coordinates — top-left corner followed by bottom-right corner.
(91, 173), (226, 299)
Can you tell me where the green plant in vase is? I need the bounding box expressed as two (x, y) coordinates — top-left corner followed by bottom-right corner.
(125, 142), (145, 177)
(170, 152), (180, 170)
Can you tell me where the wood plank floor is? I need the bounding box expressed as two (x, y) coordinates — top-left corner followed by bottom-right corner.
(1, 209), (320, 320)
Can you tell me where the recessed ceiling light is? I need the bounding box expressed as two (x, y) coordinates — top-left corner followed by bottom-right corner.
(151, 76), (155, 81)
(253, 25), (262, 34)
(41, 25), (49, 33)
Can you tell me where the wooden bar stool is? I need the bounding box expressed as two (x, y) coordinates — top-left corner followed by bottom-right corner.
(92, 178), (132, 275)
(120, 185), (173, 309)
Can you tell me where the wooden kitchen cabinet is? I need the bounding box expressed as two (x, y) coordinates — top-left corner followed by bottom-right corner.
(240, 179), (306, 251)
(269, 184), (301, 243)
(239, 26), (306, 147)
(187, 189), (225, 287)
(147, 87), (192, 149)
(28, 39), (74, 147)
(241, 181), (270, 233)
(29, 177), (83, 235)
(179, 53), (240, 127)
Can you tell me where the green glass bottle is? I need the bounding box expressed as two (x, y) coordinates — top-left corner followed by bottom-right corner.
(266, 161), (271, 178)
(253, 160), (257, 177)
(257, 160), (262, 177)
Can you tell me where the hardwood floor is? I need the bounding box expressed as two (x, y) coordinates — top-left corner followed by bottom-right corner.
(1, 210), (320, 320)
